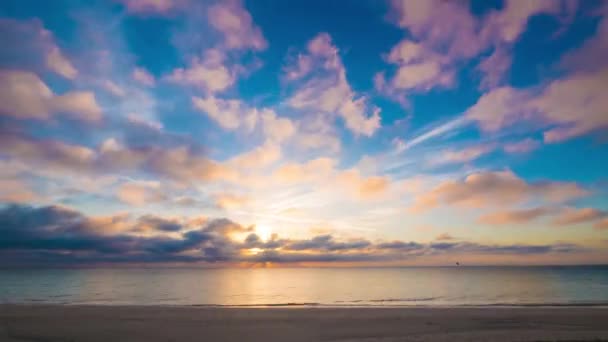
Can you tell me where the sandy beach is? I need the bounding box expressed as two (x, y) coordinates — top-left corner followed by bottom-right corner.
(0, 305), (607, 341)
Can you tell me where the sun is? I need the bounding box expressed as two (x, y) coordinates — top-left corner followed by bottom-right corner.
(256, 225), (272, 242)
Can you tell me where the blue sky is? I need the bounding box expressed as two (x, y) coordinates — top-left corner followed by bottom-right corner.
(0, 0), (607, 266)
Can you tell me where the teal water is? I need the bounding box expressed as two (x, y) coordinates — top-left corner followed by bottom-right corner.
(1, 266), (607, 306)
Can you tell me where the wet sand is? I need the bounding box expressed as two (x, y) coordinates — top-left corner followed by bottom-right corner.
(1, 305), (608, 341)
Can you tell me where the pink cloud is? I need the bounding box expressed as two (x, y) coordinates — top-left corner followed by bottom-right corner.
(0, 70), (101, 122)
(167, 50), (234, 93)
(119, 0), (182, 14)
(429, 144), (495, 166)
(286, 33), (381, 137)
(207, 0), (267, 51)
(132, 67), (155, 87)
(435, 233), (455, 241)
(0, 19), (77, 79)
(467, 67), (608, 143)
(117, 181), (166, 206)
(478, 207), (551, 225)
(410, 170), (588, 212)
(503, 138), (541, 154)
(552, 207), (607, 226)
(383, 0), (575, 94)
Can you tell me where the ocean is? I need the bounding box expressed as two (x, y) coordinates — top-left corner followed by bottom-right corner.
(1, 266), (607, 306)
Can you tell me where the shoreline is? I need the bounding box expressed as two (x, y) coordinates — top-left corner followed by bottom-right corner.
(4, 302), (608, 308)
(2, 304), (608, 341)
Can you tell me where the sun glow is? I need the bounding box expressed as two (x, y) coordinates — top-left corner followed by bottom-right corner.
(256, 225), (272, 242)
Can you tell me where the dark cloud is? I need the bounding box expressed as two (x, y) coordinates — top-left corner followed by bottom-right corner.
(136, 215), (183, 232)
(285, 234), (371, 251)
(0, 204), (588, 266)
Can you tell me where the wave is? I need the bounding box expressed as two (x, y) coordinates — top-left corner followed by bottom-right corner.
(334, 297), (440, 304)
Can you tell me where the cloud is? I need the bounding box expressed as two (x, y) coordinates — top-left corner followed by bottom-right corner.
(117, 181), (166, 206)
(192, 95), (295, 145)
(119, 0), (181, 14)
(478, 207), (552, 225)
(227, 141), (281, 169)
(380, 39), (454, 91)
(192, 95), (249, 130)
(214, 193), (250, 209)
(560, 6), (608, 73)
(0, 132), (235, 185)
(435, 233), (454, 241)
(0, 18), (78, 79)
(0, 204), (590, 265)
(101, 80), (126, 97)
(0, 179), (38, 203)
(466, 68), (608, 142)
(382, 0), (572, 95)
(286, 33), (381, 136)
(337, 170), (390, 199)
(136, 215), (182, 232)
(273, 157), (389, 199)
(476, 46), (512, 90)
(261, 110), (296, 142)
(207, 0), (267, 51)
(595, 218), (608, 230)
(503, 138), (541, 154)
(428, 144), (495, 166)
(0, 70), (101, 122)
(132, 67), (155, 86)
(45, 46), (78, 79)
(284, 235), (371, 252)
(410, 170), (588, 212)
(552, 207), (607, 226)
(168, 49), (234, 93)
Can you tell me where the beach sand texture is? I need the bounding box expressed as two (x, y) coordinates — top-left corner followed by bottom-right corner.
(1, 305), (608, 341)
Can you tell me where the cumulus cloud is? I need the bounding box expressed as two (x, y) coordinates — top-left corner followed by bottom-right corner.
(168, 49), (234, 93)
(207, 0), (267, 51)
(410, 170), (588, 212)
(286, 33), (381, 137)
(0, 132), (235, 185)
(381, 0), (572, 95)
(192, 95), (296, 146)
(0, 179), (38, 203)
(0, 18), (78, 79)
(213, 193), (250, 209)
(101, 80), (126, 97)
(119, 0), (182, 14)
(45, 46), (78, 79)
(0, 70), (101, 122)
(0, 204), (587, 266)
(192, 95), (249, 130)
(117, 181), (166, 206)
(435, 233), (454, 241)
(466, 68), (608, 143)
(560, 6), (608, 73)
(132, 67), (155, 86)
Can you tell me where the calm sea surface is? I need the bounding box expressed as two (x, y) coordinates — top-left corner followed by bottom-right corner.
(1, 266), (607, 306)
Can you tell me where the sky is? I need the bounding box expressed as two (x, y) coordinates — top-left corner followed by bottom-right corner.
(0, 0), (607, 267)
